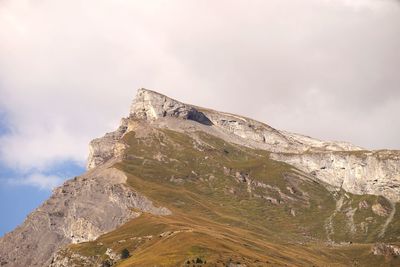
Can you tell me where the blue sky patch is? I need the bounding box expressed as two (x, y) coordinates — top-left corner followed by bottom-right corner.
(0, 160), (85, 236)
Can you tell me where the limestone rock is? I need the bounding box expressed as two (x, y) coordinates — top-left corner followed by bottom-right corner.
(372, 203), (389, 217)
(130, 88), (212, 125)
(0, 165), (170, 267)
(87, 118), (129, 170)
(49, 249), (98, 267)
(270, 151), (400, 202)
(372, 243), (400, 257)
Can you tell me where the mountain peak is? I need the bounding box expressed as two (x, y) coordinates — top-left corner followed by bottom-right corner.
(88, 89), (400, 202)
(2, 88), (400, 267)
(130, 88), (183, 119)
(130, 88), (213, 125)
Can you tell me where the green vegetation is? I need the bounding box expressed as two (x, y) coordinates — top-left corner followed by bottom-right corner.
(61, 128), (400, 266)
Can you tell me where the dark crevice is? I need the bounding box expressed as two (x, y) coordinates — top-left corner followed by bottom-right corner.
(187, 109), (213, 126)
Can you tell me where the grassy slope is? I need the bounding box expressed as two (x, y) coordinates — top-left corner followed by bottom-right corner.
(63, 128), (400, 266)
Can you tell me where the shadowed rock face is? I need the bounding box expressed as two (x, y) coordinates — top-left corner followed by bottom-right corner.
(186, 108), (213, 126)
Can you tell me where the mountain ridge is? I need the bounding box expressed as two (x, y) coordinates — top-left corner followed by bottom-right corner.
(1, 88), (400, 266)
(89, 88), (400, 201)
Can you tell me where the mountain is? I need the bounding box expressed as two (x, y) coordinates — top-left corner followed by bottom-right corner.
(1, 88), (400, 267)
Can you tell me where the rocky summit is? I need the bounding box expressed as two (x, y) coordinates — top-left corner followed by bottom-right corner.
(1, 88), (400, 267)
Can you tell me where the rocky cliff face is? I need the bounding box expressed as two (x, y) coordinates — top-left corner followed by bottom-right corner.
(89, 88), (400, 201)
(86, 118), (129, 169)
(271, 150), (400, 202)
(131, 88), (213, 125)
(0, 162), (170, 267)
(1, 88), (399, 267)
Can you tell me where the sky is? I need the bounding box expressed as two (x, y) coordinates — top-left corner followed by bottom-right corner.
(0, 0), (400, 236)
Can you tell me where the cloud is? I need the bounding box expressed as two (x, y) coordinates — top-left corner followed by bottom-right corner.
(0, 0), (399, 186)
(326, 0), (397, 10)
(0, 126), (87, 171)
(6, 173), (63, 190)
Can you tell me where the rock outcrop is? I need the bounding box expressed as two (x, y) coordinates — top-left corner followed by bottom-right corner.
(270, 151), (400, 202)
(372, 243), (400, 257)
(0, 164), (170, 267)
(130, 88), (212, 125)
(87, 118), (129, 170)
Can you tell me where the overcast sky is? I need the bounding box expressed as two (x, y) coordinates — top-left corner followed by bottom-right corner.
(0, 0), (400, 234)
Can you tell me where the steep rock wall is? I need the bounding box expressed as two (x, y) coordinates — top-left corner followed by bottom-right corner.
(271, 151), (400, 202)
(0, 165), (170, 267)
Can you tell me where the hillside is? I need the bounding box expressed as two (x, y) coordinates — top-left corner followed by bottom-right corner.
(1, 89), (400, 267)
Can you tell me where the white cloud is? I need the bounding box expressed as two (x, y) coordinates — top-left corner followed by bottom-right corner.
(0, 0), (203, 172)
(326, 0), (396, 10)
(0, 0), (399, 184)
(6, 173), (63, 190)
(0, 126), (87, 171)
